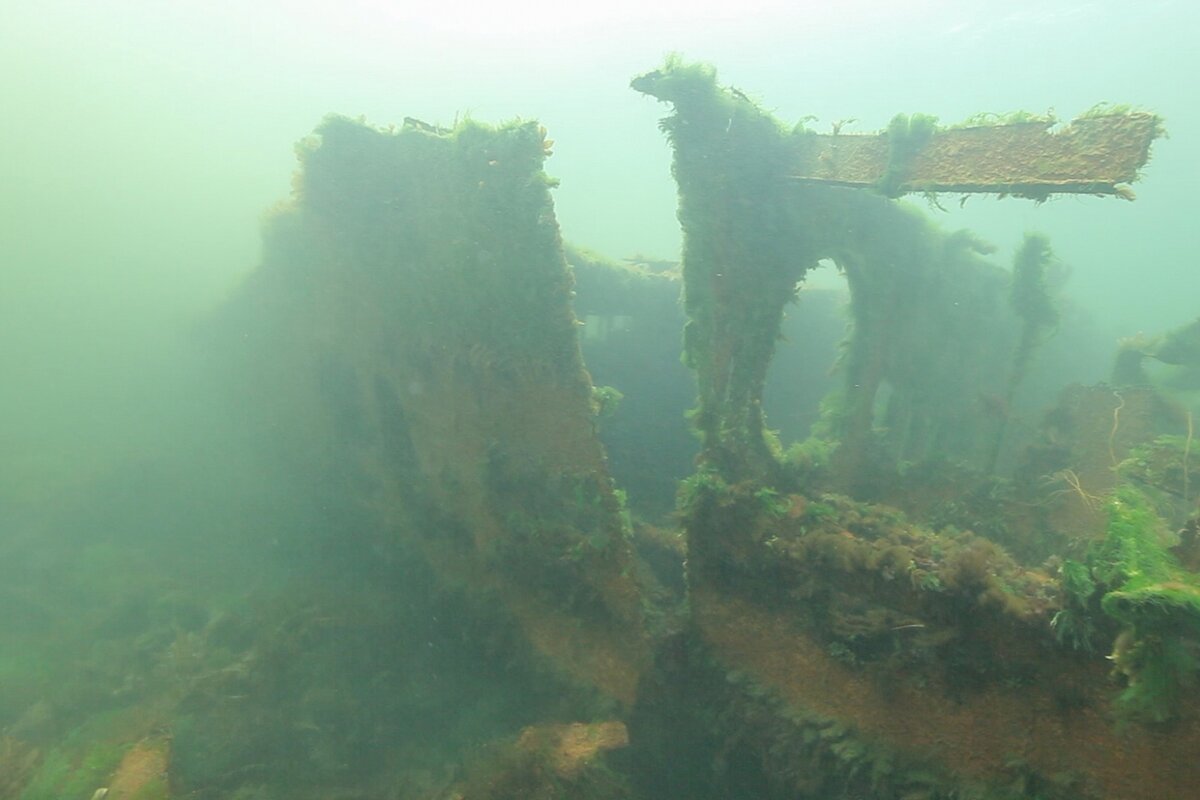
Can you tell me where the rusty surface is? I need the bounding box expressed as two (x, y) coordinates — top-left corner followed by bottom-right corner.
(517, 721), (630, 779)
(693, 588), (1200, 800)
(107, 736), (170, 799)
(792, 112), (1161, 197)
(0, 737), (41, 799)
(231, 118), (652, 709)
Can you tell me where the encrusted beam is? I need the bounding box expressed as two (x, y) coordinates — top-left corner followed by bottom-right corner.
(792, 112), (1163, 199)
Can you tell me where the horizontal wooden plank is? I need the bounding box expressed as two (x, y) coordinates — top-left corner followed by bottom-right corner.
(791, 112), (1162, 199)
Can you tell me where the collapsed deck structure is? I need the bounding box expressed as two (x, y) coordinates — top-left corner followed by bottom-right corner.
(622, 59), (1196, 800)
(7, 59), (1196, 800)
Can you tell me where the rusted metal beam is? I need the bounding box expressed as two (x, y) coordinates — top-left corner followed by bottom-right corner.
(792, 112), (1162, 199)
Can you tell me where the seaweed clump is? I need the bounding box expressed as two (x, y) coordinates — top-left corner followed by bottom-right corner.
(986, 232), (1061, 473)
(878, 112), (939, 198)
(1090, 487), (1200, 722)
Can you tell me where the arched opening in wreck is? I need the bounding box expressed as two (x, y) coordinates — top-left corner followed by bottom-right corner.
(762, 258), (848, 447)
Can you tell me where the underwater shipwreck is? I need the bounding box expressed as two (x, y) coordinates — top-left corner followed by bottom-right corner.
(5, 59), (1200, 800)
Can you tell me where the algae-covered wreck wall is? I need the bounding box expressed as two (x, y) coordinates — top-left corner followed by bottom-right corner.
(222, 115), (650, 706)
(632, 60), (1034, 488)
(635, 57), (1199, 800)
(567, 246), (697, 520)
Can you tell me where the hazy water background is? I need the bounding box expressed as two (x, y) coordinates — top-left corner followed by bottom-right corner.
(2, 0), (1197, 501)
